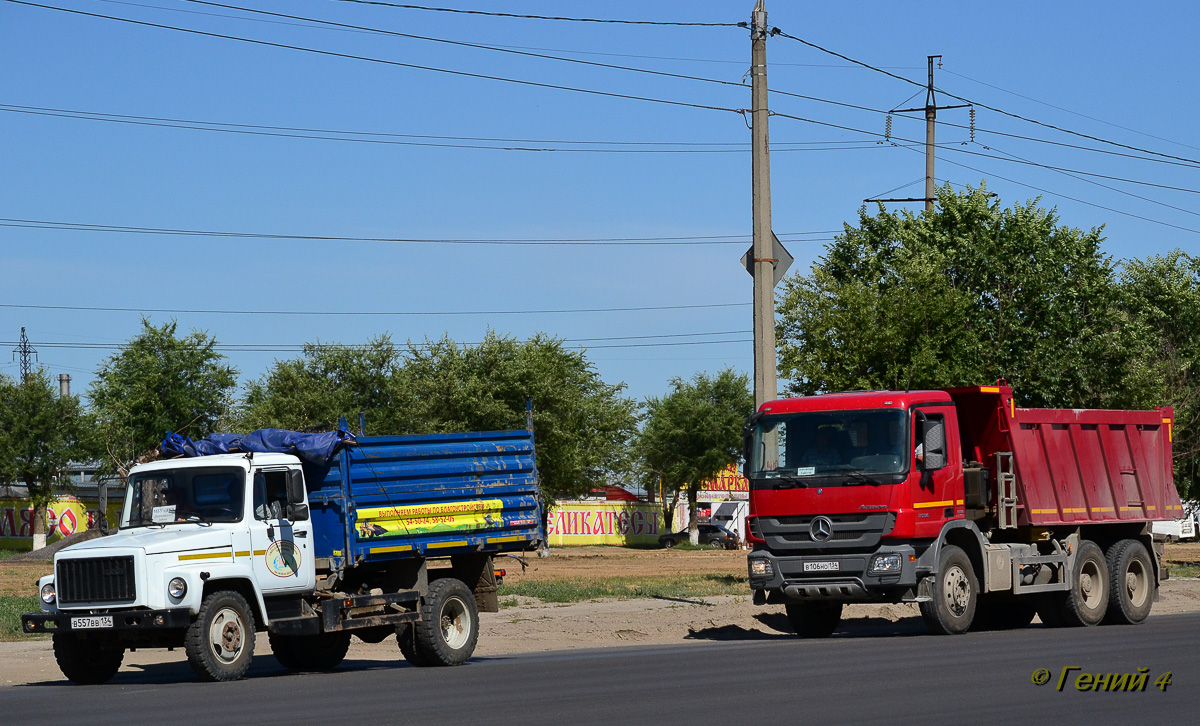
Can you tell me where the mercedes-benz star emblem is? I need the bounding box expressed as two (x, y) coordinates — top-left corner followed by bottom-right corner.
(809, 516), (833, 542)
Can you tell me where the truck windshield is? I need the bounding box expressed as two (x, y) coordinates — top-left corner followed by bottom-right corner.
(751, 409), (908, 479)
(124, 467), (246, 527)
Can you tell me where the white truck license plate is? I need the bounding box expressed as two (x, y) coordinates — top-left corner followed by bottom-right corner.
(71, 616), (113, 629)
(803, 561), (839, 572)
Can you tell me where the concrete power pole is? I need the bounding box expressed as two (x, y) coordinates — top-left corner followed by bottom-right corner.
(750, 0), (778, 409)
(891, 56), (969, 211)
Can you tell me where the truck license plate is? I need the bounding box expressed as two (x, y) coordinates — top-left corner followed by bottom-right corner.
(803, 561), (839, 572)
(71, 616), (113, 630)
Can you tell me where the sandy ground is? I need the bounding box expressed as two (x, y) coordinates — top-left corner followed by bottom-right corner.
(4, 545), (1200, 686)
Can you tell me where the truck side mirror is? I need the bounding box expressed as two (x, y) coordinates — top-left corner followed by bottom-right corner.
(921, 418), (948, 471)
(286, 470), (309, 521)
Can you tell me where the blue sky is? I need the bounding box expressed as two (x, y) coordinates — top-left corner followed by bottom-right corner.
(3, 1), (1198, 407)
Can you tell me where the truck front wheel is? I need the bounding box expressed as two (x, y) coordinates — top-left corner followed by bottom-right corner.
(414, 578), (479, 666)
(920, 544), (978, 635)
(784, 602), (842, 638)
(53, 634), (124, 685)
(1057, 540), (1109, 627)
(1104, 539), (1153, 624)
(185, 590), (256, 682)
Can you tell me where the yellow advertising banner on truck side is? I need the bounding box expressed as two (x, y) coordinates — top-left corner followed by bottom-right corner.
(545, 501), (663, 546)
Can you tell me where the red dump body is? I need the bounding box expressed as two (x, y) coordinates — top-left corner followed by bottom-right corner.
(948, 385), (1183, 526)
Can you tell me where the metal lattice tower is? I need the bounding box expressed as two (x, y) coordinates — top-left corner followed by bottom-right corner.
(12, 327), (38, 380)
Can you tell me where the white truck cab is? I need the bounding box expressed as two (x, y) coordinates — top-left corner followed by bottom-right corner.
(27, 453), (314, 682)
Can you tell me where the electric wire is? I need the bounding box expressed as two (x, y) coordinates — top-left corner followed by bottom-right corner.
(0, 216), (836, 245)
(0, 301), (753, 317)
(3, 1), (741, 115)
(326, 0), (741, 27)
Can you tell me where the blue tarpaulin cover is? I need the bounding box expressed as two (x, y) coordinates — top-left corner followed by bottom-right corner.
(162, 428), (355, 466)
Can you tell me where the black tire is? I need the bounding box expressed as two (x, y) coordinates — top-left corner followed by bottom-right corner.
(1057, 540), (1109, 627)
(268, 631), (350, 672)
(413, 578), (479, 666)
(185, 590), (256, 682)
(662, 539), (675, 549)
(1104, 539), (1154, 625)
(919, 545), (978, 635)
(707, 539), (723, 549)
(397, 623), (430, 666)
(784, 602), (842, 638)
(53, 634), (123, 685)
(974, 596), (1037, 631)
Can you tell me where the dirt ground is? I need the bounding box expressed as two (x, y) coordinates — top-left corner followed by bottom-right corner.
(4, 544), (1200, 686)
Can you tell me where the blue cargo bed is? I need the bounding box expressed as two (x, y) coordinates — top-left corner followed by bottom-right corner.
(305, 429), (545, 568)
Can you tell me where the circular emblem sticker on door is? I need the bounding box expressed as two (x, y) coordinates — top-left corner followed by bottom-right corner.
(264, 540), (301, 577)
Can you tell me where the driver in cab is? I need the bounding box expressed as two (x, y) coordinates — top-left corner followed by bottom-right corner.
(800, 427), (844, 468)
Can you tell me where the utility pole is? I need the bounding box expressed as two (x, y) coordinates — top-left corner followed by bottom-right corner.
(749, 0), (777, 409)
(12, 326), (37, 381)
(890, 56), (969, 211)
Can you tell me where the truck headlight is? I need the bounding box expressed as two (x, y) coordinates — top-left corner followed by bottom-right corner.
(168, 577), (188, 599)
(869, 553), (903, 574)
(749, 559), (774, 578)
(40, 583), (56, 605)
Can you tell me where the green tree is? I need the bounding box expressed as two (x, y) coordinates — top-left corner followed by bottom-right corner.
(776, 185), (1153, 409)
(0, 369), (92, 550)
(639, 369), (752, 544)
(394, 333), (639, 504)
(241, 336), (402, 432)
(1121, 250), (1200, 499)
(89, 319), (238, 476)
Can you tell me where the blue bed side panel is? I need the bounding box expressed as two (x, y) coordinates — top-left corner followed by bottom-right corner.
(306, 429), (544, 566)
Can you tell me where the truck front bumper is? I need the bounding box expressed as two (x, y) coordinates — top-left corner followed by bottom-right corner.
(22, 608), (192, 634)
(747, 544), (920, 603)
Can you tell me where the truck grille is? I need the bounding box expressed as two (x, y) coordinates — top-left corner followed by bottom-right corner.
(57, 557), (136, 605)
(757, 513), (893, 554)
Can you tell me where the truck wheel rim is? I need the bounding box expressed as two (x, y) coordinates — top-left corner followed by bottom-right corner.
(1079, 558), (1102, 609)
(209, 607), (245, 663)
(944, 565), (970, 616)
(439, 596), (471, 650)
(1125, 557), (1149, 607)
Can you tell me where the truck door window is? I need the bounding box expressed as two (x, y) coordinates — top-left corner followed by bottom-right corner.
(254, 471), (289, 520)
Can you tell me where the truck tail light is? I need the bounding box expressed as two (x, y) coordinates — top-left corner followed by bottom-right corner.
(745, 516), (765, 545)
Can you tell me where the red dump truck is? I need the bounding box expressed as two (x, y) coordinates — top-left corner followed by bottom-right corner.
(744, 383), (1184, 636)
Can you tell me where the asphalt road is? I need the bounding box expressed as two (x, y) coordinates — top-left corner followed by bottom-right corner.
(3, 613), (1196, 724)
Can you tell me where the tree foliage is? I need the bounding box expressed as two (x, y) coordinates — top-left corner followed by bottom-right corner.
(0, 369), (92, 543)
(639, 369), (752, 542)
(776, 186), (1154, 410)
(242, 332), (638, 503)
(89, 319), (238, 475)
(240, 336), (402, 432)
(1120, 251), (1200, 498)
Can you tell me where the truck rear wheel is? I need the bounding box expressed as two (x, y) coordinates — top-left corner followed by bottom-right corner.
(186, 590), (256, 682)
(1104, 539), (1154, 625)
(53, 634), (124, 685)
(919, 545), (977, 635)
(784, 602), (842, 638)
(1057, 540), (1109, 627)
(413, 578), (479, 666)
(268, 631), (351, 671)
(397, 623), (430, 666)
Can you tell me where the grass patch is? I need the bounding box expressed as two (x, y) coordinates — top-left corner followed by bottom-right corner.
(1165, 560), (1200, 578)
(0, 595), (40, 642)
(0, 550), (25, 560)
(498, 574), (748, 603)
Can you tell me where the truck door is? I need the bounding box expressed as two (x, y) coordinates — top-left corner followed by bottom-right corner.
(249, 468), (315, 594)
(910, 406), (963, 538)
